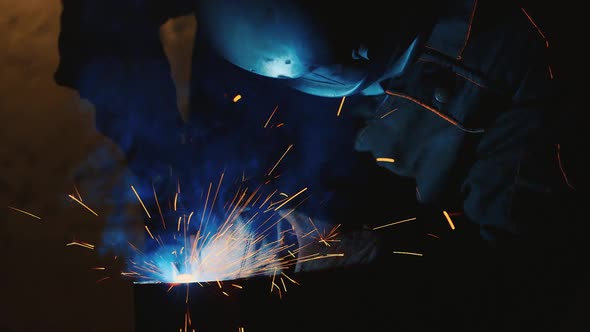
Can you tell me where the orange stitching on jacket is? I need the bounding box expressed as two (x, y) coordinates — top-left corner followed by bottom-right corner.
(457, 0), (478, 60)
(384, 90), (485, 133)
(423, 44), (455, 61)
(417, 56), (487, 88)
(456, 72), (486, 88)
(557, 143), (576, 190)
(521, 7), (549, 48)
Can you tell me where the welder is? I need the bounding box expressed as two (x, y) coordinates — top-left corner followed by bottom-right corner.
(192, 0), (585, 330)
(53, 0), (585, 329)
(191, 0), (584, 247)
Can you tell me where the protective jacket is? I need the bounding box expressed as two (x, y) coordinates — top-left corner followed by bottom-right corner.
(354, 0), (574, 244)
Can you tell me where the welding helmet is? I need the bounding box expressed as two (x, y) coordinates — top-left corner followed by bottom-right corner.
(195, 0), (432, 97)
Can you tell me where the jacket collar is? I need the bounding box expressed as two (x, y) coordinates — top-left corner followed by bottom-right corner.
(425, 0), (478, 60)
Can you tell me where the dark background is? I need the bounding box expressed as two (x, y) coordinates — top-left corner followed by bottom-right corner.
(1, 1), (588, 331)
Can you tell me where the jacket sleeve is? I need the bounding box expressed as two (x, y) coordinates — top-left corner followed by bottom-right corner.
(460, 47), (571, 247)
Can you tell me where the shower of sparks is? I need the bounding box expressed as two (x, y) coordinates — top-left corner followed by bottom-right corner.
(122, 171), (341, 285)
(7, 206), (42, 220)
(372, 217), (417, 230)
(336, 96), (346, 116)
(442, 210), (455, 230)
(67, 194), (99, 216)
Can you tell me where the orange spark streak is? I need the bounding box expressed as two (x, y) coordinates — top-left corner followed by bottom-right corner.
(67, 194), (98, 216)
(152, 184), (166, 229)
(66, 240), (95, 250)
(557, 143), (576, 190)
(201, 182), (212, 227)
(144, 225), (155, 240)
(376, 157), (395, 163)
(231, 284), (243, 289)
(187, 211), (194, 228)
(252, 193), (262, 207)
(264, 105), (279, 128)
(183, 215), (187, 259)
(221, 189), (248, 233)
(96, 276), (110, 283)
(73, 184), (83, 202)
(380, 108), (398, 118)
(267, 144), (293, 176)
(273, 187), (307, 211)
(442, 210), (456, 230)
(91, 267), (106, 270)
(186, 284), (189, 304)
(307, 217), (325, 240)
(281, 272), (299, 285)
(372, 217), (417, 230)
(174, 192), (179, 211)
(206, 171), (225, 226)
(296, 253), (344, 264)
(7, 206), (41, 220)
(393, 251), (423, 256)
(336, 96), (346, 116)
(131, 185), (151, 218)
(259, 189), (277, 208)
(233, 94), (242, 102)
(267, 197), (288, 209)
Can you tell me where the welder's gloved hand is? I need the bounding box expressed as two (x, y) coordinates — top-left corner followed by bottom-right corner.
(279, 210), (382, 273)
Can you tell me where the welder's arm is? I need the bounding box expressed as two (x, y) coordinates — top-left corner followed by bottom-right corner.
(461, 62), (567, 249)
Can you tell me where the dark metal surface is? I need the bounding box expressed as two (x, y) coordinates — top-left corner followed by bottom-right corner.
(134, 261), (424, 332)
